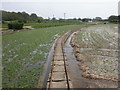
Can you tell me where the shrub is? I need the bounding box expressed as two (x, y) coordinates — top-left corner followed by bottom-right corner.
(8, 22), (24, 30)
(18, 20), (27, 23)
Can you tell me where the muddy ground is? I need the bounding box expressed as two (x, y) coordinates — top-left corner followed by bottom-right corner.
(70, 26), (119, 82)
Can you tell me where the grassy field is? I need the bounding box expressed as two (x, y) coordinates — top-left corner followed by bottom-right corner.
(24, 22), (81, 28)
(75, 24), (118, 80)
(2, 24), (84, 88)
(1, 22), (82, 31)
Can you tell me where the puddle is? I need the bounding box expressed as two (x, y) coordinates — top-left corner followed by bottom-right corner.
(83, 54), (118, 59)
(64, 32), (118, 88)
(37, 41), (56, 88)
(80, 47), (119, 59)
(80, 48), (120, 52)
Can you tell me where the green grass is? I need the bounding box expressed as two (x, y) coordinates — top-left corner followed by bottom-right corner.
(24, 22), (81, 28)
(2, 22), (82, 30)
(2, 24), (83, 88)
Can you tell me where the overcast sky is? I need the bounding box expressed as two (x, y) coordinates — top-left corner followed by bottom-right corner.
(1, 0), (119, 19)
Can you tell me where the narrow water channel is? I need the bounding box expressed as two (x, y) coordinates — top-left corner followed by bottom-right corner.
(64, 32), (118, 88)
(37, 42), (55, 88)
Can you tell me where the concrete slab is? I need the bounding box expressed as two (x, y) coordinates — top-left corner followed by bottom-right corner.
(52, 65), (65, 72)
(55, 49), (63, 54)
(54, 55), (63, 60)
(50, 81), (68, 88)
(51, 72), (66, 81)
(53, 59), (63, 61)
(54, 61), (64, 65)
(54, 54), (63, 56)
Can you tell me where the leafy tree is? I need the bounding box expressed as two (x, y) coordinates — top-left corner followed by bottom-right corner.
(52, 17), (56, 21)
(95, 17), (102, 21)
(108, 15), (118, 22)
(73, 18), (77, 20)
(30, 13), (38, 21)
(2, 10), (41, 23)
(59, 18), (64, 22)
(78, 18), (81, 21)
(118, 15), (120, 23)
(82, 18), (91, 22)
(37, 17), (44, 23)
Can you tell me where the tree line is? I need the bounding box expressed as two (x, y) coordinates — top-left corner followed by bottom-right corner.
(2, 10), (119, 23)
(2, 10), (44, 23)
(1, 10), (119, 30)
(108, 15), (119, 23)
